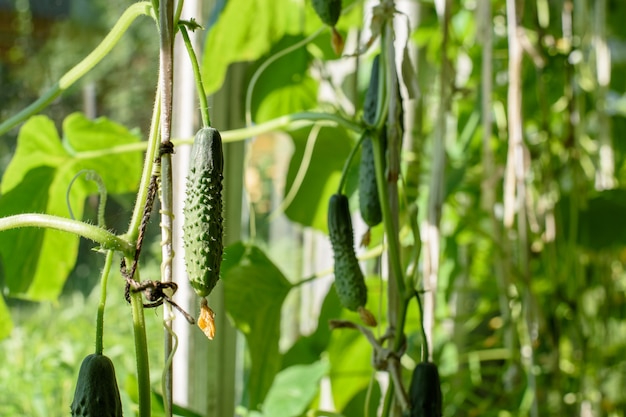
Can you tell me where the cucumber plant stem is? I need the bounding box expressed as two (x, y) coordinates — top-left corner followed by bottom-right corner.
(123, 71), (162, 417)
(179, 24), (211, 128)
(336, 130), (368, 194)
(126, 258), (152, 417)
(69, 111), (363, 162)
(95, 250), (115, 355)
(158, 1), (176, 415)
(127, 92), (162, 241)
(0, 214), (132, 252)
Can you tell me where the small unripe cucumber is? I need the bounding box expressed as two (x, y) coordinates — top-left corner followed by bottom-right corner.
(70, 354), (123, 417)
(363, 55), (380, 125)
(408, 362), (443, 417)
(359, 133), (383, 227)
(312, 0), (342, 27)
(183, 127), (224, 298)
(328, 193), (367, 311)
(359, 55), (384, 227)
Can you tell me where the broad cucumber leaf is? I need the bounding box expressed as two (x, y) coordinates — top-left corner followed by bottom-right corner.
(201, 0), (303, 96)
(261, 360), (328, 417)
(249, 35), (318, 123)
(284, 126), (356, 232)
(0, 113), (141, 300)
(221, 242), (293, 410)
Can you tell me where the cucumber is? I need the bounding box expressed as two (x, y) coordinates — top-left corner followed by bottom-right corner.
(359, 55), (383, 227)
(70, 354), (123, 417)
(359, 133), (383, 227)
(312, 0), (342, 27)
(408, 362), (443, 417)
(182, 127), (224, 298)
(363, 55), (380, 125)
(328, 193), (367, 311)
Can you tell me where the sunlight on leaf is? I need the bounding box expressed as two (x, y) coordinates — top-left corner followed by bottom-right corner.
(284, 126), (356, 231)
(0, 114), (141, 301)
(201, 0), (302, 96)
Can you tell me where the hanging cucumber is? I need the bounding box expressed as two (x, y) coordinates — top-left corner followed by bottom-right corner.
(408, 362), (443, 417)
(359, 55), (384, 229)
(70, 354), (123, 417)
(359, 132), (385, 228)
(183, 126), (224, 298)
(182, 127), (224, 339)
(328, 193), (376, 326)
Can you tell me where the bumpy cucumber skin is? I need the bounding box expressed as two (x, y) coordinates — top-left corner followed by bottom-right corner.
(359, 134), (383, 227)
(328, 193), (367, 311)
(359, 55), (383, 227)
(408, 362), (443, 417)
(70, 354), (123, 417)
(312, 0), (342, 27)
(183, 127), (224, 298)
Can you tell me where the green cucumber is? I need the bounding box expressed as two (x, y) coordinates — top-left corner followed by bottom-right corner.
(359, 55), (384, 227)
(328, 193), (367, 311)
(183, 127), (224, 298)
(408, 362), (443, 417)
(363, 55), (380, 125)
(70, 354), (123, 417)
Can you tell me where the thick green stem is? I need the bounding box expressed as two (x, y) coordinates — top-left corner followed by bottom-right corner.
(0, 2), (153, 136)
(125, 257), (152, 417)
(158, 1), (175, 413)
(124, 69), (162, 417)
(179, 24), (211, 127)
(69, 111), (363, 162)
(127, 92), (162, 241)
(336, 131), (367, 194)
(95, 250), (115, 355)
(0, 214), (132, 253)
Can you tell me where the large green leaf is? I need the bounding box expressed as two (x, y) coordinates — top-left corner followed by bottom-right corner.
(261, 360), (328, 417)
(221, 242), (293, 409)
(283, 126), (356, 231)
(0, 113), (141, 300)
(201, 0), (303, 96)
(250, 35), (318, 123)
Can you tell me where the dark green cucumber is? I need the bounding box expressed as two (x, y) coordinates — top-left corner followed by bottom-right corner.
(359, 55), (383, 227)
(70, 354), (123, 417)
(328, 193), (367, 311)
(408, 362), (443, 417)
(312, 0), (342, 27)
(183, 127), (224, 298)
(363, 55), (380, 125)
(359, 132), (384, 227)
